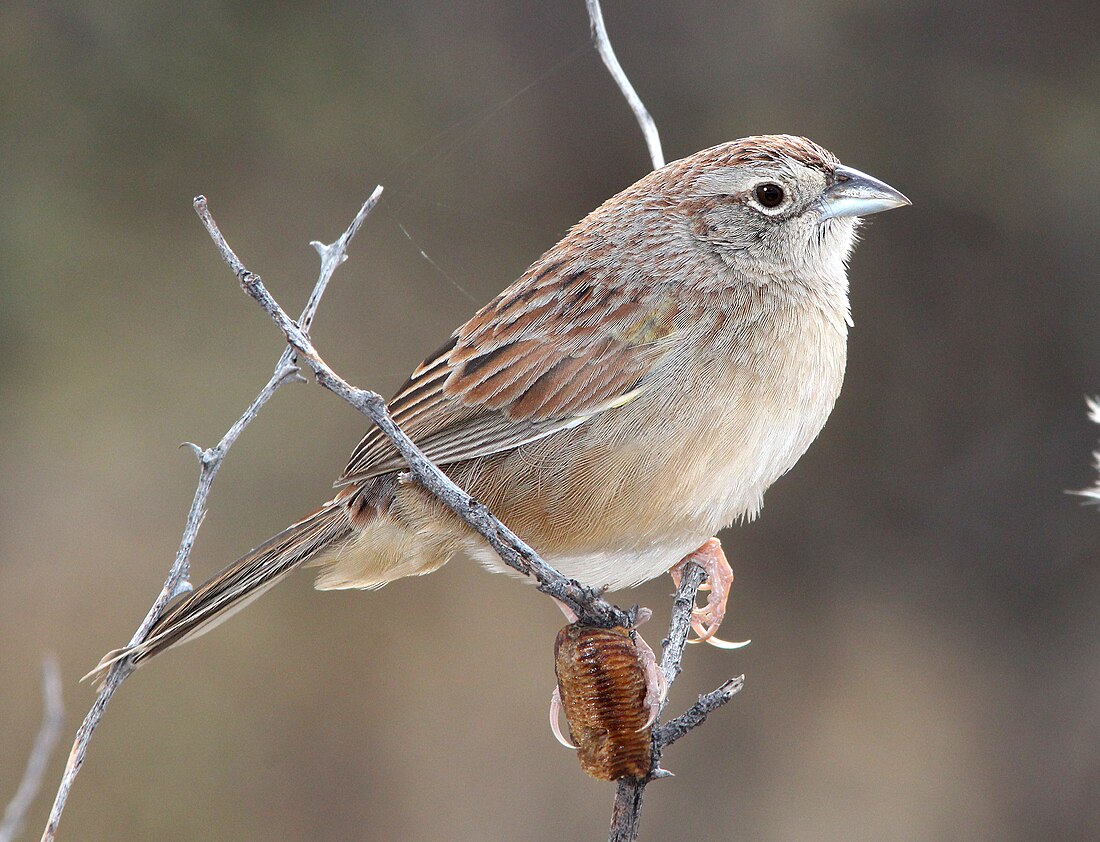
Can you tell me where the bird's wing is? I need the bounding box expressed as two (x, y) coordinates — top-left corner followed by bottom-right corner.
(337, 258), (683, 486)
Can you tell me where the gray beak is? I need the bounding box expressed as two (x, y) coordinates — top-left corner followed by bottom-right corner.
(819, 164), (911, 220)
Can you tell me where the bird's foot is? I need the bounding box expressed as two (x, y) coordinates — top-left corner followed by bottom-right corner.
(669, 537), (750, 649)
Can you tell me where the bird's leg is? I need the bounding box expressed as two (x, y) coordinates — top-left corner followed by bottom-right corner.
(669, 537), (750, 649)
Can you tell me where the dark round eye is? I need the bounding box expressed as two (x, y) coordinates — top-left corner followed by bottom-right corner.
(754, 183), (785, 208)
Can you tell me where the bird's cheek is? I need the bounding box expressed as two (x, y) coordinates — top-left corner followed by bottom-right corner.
(694, 210), (759, 253)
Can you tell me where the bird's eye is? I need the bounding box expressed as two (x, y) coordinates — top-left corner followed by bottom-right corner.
(754, 183), (785, 209)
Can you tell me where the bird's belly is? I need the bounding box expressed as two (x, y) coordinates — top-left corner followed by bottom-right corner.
(466, 533), (709, 592)
(462, 384), (839, 589)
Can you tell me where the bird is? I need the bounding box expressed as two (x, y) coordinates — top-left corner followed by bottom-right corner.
(90, 134), (908, 683)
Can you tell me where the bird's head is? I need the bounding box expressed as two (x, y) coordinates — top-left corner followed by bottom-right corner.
(671, 134), (909, 282)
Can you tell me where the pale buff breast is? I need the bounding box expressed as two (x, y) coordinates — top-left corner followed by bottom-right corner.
(453, 291), (848, 589)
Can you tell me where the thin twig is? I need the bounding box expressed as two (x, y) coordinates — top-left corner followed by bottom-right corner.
(193, 196), (630, 630)
(658, 676), (745, 749)
(608, 563), (744, 842)
(37, 189), (384, 842)
(1, 659), (63, 842)
(585, 0), (665, 170)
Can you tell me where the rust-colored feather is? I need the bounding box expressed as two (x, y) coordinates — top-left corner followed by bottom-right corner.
(338, 253), (681, 485)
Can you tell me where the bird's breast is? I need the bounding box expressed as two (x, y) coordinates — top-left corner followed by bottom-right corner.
(459, 290), (848, 589)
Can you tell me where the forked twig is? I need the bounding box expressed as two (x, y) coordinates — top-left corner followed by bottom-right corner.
(37, 189), (383, 842)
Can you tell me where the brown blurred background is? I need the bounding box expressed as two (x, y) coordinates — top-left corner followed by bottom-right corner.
(2, 1), (1099, 839)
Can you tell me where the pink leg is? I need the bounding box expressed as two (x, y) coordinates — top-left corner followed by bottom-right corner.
(669, 537), (750, 649)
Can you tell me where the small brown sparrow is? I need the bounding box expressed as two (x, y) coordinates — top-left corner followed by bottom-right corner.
(93, 134), (908, 678)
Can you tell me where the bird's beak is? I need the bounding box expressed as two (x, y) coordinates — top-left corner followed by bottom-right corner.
(819, 164), (910, 220)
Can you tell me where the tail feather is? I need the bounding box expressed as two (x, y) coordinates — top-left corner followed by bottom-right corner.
(86, 500), (352, 687)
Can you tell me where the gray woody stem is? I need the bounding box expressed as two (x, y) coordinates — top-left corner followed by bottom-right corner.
(1, 659), (63, 842)
(585, 0), (665, 170)
(37, 189), (383, 842)
(609, 563), (745, 842)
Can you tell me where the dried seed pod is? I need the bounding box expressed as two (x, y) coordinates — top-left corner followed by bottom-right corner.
(554, 623), (653, 781)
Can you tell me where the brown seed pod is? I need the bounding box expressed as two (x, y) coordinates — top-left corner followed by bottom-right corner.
(554, 623), (653, 781)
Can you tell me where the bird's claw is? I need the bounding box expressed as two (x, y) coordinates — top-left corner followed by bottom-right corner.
(549, 687), (577, 749)
(670, 537), (748, 649)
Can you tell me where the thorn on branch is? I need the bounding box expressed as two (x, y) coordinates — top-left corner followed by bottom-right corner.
(169, 579), (194, 599)
(180, 442), (205, 461)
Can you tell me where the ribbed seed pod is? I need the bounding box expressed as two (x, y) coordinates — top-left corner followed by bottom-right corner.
(554, 623), (653, 781)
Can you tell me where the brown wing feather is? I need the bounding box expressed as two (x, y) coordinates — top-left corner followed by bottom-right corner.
(338, 254), (682, 487)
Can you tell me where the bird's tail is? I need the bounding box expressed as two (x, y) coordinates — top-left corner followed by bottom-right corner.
(85, 499), (353, 688)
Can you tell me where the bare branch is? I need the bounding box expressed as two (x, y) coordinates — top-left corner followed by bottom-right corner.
(607, 562), (743, 841)
(657, 676), (745, 749)
(585, 0), (665, 170)
(37, 189), (384, 842)
(1, 659), (63, 842)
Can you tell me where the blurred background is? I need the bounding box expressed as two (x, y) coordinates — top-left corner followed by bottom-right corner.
(2, 1), (1099, 839)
